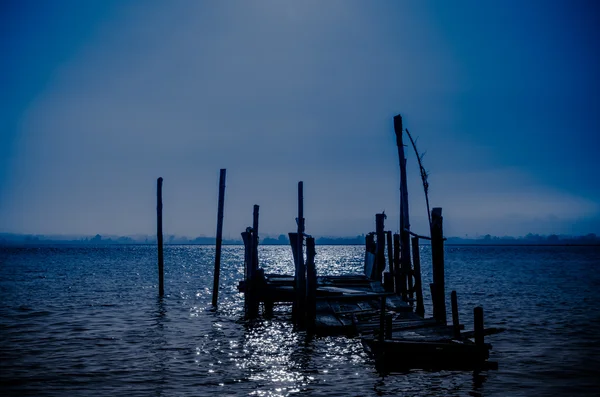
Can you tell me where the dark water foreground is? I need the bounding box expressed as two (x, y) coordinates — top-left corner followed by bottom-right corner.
(1, 245), (599, 396)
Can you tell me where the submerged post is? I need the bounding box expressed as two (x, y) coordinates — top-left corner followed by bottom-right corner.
(394, 115), (412, 302)
(306, 236), (317, 333)
(411, 236), (425, 317)
(212, 169), (226, 307)
(431, 207), (446, 324)
(156, 177), (164, 297)
(451, 290), (460, 339)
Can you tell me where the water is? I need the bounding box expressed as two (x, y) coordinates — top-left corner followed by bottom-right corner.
(1, 245), (599, 396)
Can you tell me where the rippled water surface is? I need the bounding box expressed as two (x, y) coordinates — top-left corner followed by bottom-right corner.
(1, 245), (599, 396)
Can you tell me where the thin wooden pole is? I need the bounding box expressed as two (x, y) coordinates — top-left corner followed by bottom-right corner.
(212, 169), (226, 307)
(306, 236), (317, 333)
(451, 290), (460, 339)
(431, 207), (446, 324)
(156, 177), (164, 297)
(411, 236), (424, 317)
(394, 115), (412, 303)
(474, 306), (484, 347)
(296, 181), (306, 327)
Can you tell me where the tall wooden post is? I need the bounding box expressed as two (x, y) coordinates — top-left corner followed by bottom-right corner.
(306, 236), (317, 333)
(242, 230), (258, 318)
(431, 207), (446, 324)
(212, 169), (226, 307)
(156, 177), (164, 297)
(411, 236), (424, 317)
(375, 213), (386, 281)
(394, 115), (412, 303)
(295, 181), (306, 327)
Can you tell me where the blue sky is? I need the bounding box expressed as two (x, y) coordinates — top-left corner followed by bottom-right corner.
(1, 0), (599, 238)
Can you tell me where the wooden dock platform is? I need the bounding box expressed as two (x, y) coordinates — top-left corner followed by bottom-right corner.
(225, 115), (504, 372)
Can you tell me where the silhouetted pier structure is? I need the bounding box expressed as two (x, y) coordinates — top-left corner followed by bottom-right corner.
(228, 114), (503, 371)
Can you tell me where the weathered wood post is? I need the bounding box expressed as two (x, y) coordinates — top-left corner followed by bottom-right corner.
(242, 227), (259, 319)
(451, 290), (461, 339)
(379, 295), (386, 343)
(431, 207), (447, 324)
(252, 204), (259, 274)
(411, 236), (425, 317)
(393, 233), (401, 295)
(295, 181), (306, 327)
(364, 233), (376, 279)
(212, 169), (226, 307)
(394, 114), (412, 303)
(474, 306), (484, 347)
(156, 177), (164, 297)
(384, 231), (394, 292)
(306, 236), (317, 333)
(375, 213), (386, 282)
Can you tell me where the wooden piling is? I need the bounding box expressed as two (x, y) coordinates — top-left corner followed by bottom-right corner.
(364, 233), (376, 279)
(451, 291), (460, 339)
(379, 295), (386, 343)
(386, 231), (393, 274)
(411, 236), (425, 317)
(474, 306), (484, 347)
(393, 233), (401, 295)
(306, 236), (317, 333)
(212, 169), (226, 307)
(156, 177), (164, 297)
(394, 114), (412, 303)
(295, 181), (306, 327)
(242, 230), (258, 318)
(252, 204), (259, 273)
(375, 214), (386, 281)
(431, 207), (446, 324)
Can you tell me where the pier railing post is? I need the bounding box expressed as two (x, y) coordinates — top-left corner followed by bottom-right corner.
(212, 169), (226, 307)
(156, 177), (164, 297)
(431, 207), (447, 324)
(411, 236), (425, 317)
(306, 236), (317, 333)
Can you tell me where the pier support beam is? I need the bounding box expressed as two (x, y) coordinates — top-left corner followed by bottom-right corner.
(451, 290), (461, 339)
(306, 236), (317, 333)
(431, 207), (447, 324)
(293, 181), (306, 327)
(394, 114), (412, 303)
(375, 213), (386, 282)
(412, 236), (425, 317)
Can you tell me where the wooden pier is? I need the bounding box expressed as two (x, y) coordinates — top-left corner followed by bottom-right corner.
(227, 114), (504, 371)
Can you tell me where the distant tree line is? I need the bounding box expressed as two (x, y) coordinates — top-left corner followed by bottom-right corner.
(1, 232), (598, 246)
